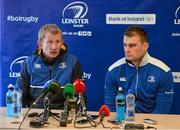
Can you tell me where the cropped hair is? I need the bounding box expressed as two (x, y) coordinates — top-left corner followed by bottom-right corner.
(124, 26), (148, 43)
(38, 24), (62, 41)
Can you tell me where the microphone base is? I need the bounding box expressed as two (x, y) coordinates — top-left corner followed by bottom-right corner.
(60, 112), (68, 127)
(29, 118), (44, 128)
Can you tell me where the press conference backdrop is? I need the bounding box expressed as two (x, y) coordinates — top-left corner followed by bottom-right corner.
(1, 0), (180, 113)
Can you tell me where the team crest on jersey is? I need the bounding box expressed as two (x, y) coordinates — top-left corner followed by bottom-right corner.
(119, 77), (126, 81)
(34, 64), (41, 69)
(147, 75), (156, 83)
(59, 62), (67, 69)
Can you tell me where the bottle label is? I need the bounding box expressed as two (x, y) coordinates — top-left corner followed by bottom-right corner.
(116, 99), (125, 107)
(14, 93), (18, 104)
(6, 96), (13, 104)
(127, 110), (135, 117)
(13, 105), (19, 113)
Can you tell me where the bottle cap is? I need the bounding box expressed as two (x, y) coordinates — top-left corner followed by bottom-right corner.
(8, 84), (14, 89)
(118, 87), (123, 92)
(127, 89), (133, 94)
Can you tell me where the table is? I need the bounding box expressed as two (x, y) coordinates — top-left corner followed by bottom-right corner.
(0, 107), (180, 130)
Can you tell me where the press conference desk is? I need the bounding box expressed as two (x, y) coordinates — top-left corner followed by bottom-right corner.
(0, 107), (180, 130)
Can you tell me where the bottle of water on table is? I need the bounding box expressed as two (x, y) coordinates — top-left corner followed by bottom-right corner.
(13, 83), (22, 118)
(126, 89), (135, 122)
(6, 84), (14, 117)
(116, 87), (125, 121)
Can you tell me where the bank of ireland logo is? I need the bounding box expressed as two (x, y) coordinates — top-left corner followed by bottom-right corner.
(174, 6), (180, 24)
(9, 56), (28, 77)
(62, 1), (89, 27)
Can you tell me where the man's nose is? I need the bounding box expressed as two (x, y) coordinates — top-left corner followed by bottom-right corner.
(51, 42), (58, 49)
(124, 46), (130, 52)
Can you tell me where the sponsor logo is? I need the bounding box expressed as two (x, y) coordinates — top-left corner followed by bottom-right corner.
(147, 76), (156, 83)
(9, 56), (28, 78)
(59, 62), (67, 69)
(171, 32), (180, 37)
(106, 14), (156, 25)
(174, 6), (180, 24)
(61, 1), (89, 27)
(7, 15), (38, 23)
(119, 77), (126, 81)
(172, 72), (180, 83)
(34, 64), (41, 69)
(165, 89), (174, 95)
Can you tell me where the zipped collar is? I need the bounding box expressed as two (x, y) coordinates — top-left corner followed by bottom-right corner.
(127, 52), (150, 68)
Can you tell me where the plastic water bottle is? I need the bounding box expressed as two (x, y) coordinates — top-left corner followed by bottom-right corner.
(126, 89), (135, 122)
(13, 83), (22, 118)
(116, 87), (125, 121)
(6, 84), (14, 117)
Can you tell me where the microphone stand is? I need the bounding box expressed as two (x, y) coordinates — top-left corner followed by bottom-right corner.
(42, 96), (60, 124)
(42, 96), (50, 123)
(18, 104), (34, 130)
(59, 96), (69, 127)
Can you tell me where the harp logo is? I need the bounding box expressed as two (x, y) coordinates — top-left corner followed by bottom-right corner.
(62, 1), (89, 27)
(174, 6), (180, 24)
(62, 1), (88, 18)
(9, 56), (28, 78)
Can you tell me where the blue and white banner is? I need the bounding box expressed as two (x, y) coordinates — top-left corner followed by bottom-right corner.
(1, 0), (180, 113)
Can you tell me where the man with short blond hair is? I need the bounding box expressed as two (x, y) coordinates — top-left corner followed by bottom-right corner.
(17, 24), (83, 108)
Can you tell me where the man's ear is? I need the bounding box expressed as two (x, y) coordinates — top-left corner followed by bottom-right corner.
(37, 40), (42, 49)
(144, 42), (149, 50)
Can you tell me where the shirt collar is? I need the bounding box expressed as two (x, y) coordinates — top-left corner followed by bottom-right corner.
(127, 52), (150, 67)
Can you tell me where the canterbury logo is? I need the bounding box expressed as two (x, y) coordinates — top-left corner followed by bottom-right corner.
(120, 77), (126, 81)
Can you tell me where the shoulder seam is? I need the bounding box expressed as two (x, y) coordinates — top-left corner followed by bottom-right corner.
(108, 58), (126, 71)
(148, 56), (170, 72)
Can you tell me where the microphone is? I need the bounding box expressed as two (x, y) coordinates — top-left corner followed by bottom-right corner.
(98, 105), (110, 122)
(73, 79), (86, 113)
(63, 83), (75, 100)
(63, 83), (75, 112)
(60, 83), (75, 127)
(42, 81), (61, 123)
(33, 79), (60, 106)
(19, 79), (61, 129)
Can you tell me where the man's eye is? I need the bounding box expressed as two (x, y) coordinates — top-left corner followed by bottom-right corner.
(48, 41), (53, 44)
(56, 41), (62, 44)
(129, 45), (136, 47)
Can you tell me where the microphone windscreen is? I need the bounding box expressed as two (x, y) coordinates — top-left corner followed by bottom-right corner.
(48, 81), (61, 94)
(44, 79), (56, 90)
(99, 105), (110, 117)
(63, 83), (75, 99)
(73, 79), (85, 94)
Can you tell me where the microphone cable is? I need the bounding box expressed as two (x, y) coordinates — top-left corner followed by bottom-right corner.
(73, 111), (98, 128)
(18, 102), (35, 130)
(18, 80), (50, 129)
(100, 121), (112, 130)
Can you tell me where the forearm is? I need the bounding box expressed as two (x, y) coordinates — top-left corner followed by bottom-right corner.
(153, 71), (174, 114)
(104, 72), (117, 112)
(72, 60), (83, 82)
